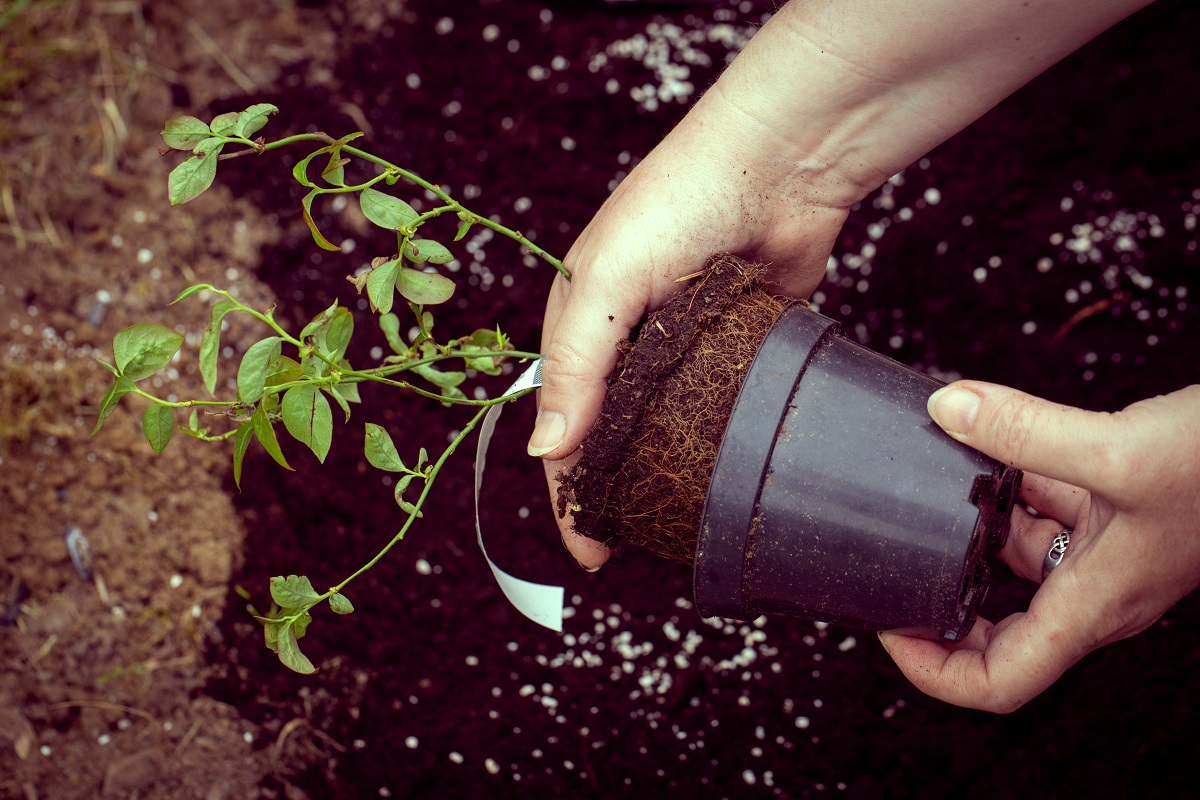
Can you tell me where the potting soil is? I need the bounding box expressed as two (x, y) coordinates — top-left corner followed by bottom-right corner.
(558, 255), (788, 565)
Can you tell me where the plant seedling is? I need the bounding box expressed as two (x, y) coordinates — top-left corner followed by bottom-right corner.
(93, 104), (569, 673)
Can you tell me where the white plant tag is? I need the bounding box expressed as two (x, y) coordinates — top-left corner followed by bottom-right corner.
(474, 358), (564, 631)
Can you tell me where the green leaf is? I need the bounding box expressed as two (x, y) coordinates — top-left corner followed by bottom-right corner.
(335, 361), (361, 401)
(416, 364), (466, 389)
(454, 216), (474, 242)
(299, 304), (353, 361)
(291, 148), (326, 189)
(460, 328), (507, 375)
(91, 376), (136, 436)
(413, 363), (467, 401)
(326, 362), (360, 422)
(113, 324), (184, 381)
(232, 422), (253, 489)
(329, 593), (354, 615)
(396, 267), (455, 306)
(290, 608), (312, 641)
(464, 328), (501, 348)
(263, 618), (279, 651)
(397, 498), (424, 519)
(237, 336), (282, 404)
(276, 620), (317, 674)
(302, 189), (341, 251)
(281, 384), (333, 463)
(464, 354), (500, 376)
(95, 356), (119, 377)
(264, 355), (305, 388)
(393, 473), (416, 509)
(324, 385), (352, 422)
(161, 115), (212, 150)
(199, 300), (237, 396)
(321, 308), (354, 361)
(366, 258), (399, 315)
(322, 151), (349, 187)
(364, 423), (405, 472)
(379, 313), (406, 355)
(142, 404), (175, 454)
(170, 283), (216, 304)
(168, 139), (224, 206)
(359, 187), (419, 231)
(404, 239), (453, 265)
(251, 401), (292, 471)
(209, 111), (240, 136)
(237, 103), (278, 138)
(300, 353), (328, 380)
(300, 302), (338, 342)
(270, 574), (321, 608)
(333, 131), (366, 147)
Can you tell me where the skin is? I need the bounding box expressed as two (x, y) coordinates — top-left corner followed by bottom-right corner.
(883, 383), (1200, 712)
(530, 0), (1200, 710)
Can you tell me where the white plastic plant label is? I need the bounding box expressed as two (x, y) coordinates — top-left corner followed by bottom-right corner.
(474, 358), (564, 631)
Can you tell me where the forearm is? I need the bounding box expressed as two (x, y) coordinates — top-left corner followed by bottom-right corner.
(688, 0), (1154, 206)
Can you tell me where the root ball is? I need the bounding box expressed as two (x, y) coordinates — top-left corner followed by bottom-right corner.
(556, 255), (790, 565)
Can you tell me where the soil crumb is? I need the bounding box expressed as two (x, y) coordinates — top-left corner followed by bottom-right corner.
(557, 255), (789, 565)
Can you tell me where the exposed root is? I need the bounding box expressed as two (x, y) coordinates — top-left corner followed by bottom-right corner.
(557, 255), (789, 565)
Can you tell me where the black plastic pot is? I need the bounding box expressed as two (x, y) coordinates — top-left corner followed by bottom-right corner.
(695, 303), (1022, 641)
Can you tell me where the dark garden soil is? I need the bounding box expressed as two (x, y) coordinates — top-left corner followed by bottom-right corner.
(3, 1), (1200, 798)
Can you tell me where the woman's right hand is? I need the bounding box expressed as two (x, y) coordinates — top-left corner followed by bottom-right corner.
(531, 69), (855, 568)
(531, 0), (1155, 569)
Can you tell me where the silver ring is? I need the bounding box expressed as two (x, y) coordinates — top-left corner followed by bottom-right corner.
(1042, 529), (1072, 580)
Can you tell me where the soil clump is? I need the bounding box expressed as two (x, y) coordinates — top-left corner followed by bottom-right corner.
(557, 255), (789, 566)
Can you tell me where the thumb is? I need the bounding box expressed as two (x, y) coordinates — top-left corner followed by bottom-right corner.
(529, 271), (640, 460)
(926, 380), (1121, 495)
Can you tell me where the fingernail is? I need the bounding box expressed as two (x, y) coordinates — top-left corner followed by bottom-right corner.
(577, 560), (602, 573)
(927, 386), (980, 438)
(527, 410), (566, 457)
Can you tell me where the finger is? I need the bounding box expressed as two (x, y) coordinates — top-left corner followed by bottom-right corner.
(529, 270), (641, 460)
(998, 505), (1078, 583)
(1018, 471), (1089, 524)
(878, 591), (1091, 712)
(927, 380), (1129, 497)
(542, 448), (612, 570)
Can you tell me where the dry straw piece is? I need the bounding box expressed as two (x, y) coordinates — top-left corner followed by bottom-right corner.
(557, 255), (790, 565)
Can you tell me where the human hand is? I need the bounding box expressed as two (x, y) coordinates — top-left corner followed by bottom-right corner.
(529, 8), (877, 567)
(530, 0), (1153, 569)
(530, 116), (852, 568)
(878, 381), (1200, 713)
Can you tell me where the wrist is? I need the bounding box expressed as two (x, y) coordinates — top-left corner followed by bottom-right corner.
(688, 0), (1152, 206)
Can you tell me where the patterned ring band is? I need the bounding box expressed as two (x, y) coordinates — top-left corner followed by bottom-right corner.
(1042, 529), (1073, 580)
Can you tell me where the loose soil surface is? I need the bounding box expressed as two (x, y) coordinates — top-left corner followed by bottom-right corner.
(3, 1), (1200, 799)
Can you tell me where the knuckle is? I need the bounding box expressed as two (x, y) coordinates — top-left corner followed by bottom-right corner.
(1081, 414), (1137, 488)
(982, 687), (1028, 714)
(983, 393), (1040, 465)
(540, 339), (606, 392)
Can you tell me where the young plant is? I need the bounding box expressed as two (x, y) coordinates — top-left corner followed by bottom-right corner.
(92, 104), (569, 673)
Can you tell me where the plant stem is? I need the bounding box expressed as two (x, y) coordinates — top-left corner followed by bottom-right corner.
(327, 390), (531, 596)
(131, 389), (233, 409)
(238, 133), (571, 280)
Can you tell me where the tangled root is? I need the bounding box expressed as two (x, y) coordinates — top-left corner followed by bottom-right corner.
(556, 255), (789, 565)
